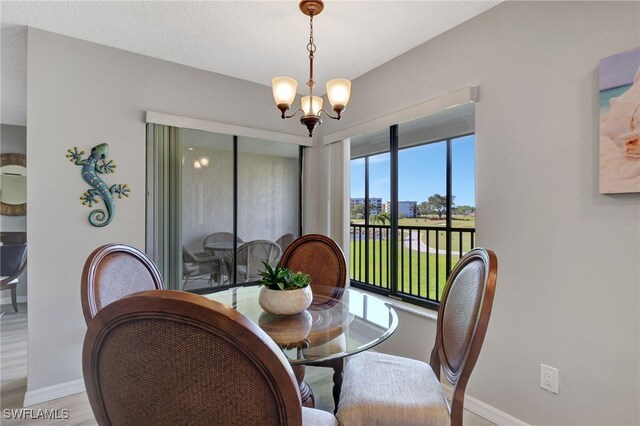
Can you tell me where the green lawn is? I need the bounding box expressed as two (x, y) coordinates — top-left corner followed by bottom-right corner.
(349, 239), (463, 301)
(351, 217), (475, 257)
(408, 228), (474, 254)
(398, 216), (475, 229)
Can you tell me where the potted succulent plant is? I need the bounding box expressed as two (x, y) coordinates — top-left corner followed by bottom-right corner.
(258, 262), (313, 315)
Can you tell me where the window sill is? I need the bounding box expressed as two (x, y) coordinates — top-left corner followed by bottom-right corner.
(354, 287), (438, 322)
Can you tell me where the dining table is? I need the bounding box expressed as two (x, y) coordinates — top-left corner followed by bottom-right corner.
(206, 284), (398, 411)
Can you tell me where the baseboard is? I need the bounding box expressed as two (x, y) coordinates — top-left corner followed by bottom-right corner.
(0, 295), (27, 305)
(442, 384), (530, 426)
(23, 379), (86, 407)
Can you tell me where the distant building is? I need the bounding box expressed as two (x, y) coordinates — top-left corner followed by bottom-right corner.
(351, 198), (383, 214)
(385, 201), (417, 218)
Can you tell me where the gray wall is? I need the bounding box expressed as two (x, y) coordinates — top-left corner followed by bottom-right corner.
(0, 124), (28, 301)
(311, 2), (640, 424)
(26, 28), (306, 398)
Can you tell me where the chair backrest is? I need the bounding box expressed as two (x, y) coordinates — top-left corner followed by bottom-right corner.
(83, 290), (302, 426)
(275, 233), (296, 254)
(237, 240), (282, 282)
(203, 231), (243, 249)
(279, 234), (347, 307)
(0, 244), (27, 277)
(429, 248), (497, 425)
(81, 243), (163, 324)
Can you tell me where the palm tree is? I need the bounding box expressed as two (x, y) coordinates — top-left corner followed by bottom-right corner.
(370, 212), (390, 225)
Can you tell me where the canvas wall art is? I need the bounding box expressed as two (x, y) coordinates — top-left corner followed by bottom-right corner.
(599, 47), (640, 194)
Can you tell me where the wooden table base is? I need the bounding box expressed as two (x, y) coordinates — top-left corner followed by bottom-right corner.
(292, 364), (315, 407)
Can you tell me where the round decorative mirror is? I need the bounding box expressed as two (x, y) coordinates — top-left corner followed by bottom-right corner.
(0, 153), (27, 216)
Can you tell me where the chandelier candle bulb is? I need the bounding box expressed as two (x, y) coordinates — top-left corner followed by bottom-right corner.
(272, 77), (298, 116)
(302, 95), (323, 116)
(326, 78), (351, 113)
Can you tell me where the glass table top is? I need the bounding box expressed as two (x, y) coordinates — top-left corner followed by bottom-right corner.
(206, 285), (398, 365)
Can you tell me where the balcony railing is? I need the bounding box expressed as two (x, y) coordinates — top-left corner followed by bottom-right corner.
(349, 223), (476, 304)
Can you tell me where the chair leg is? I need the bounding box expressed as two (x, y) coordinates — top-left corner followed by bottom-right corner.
(182, 276), (189, 290)
(11, 286), (18, 313)
(330, 359), (344, 413)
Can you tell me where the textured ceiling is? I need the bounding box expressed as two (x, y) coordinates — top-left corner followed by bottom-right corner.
(0, 1), (500, 125)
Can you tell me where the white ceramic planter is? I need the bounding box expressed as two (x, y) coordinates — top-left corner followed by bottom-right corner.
(258, 286), (313, 315)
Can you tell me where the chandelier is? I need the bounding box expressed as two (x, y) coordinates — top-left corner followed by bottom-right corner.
(271, 0), (352, 137)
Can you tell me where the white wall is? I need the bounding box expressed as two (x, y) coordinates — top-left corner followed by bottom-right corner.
(313, 2), (640, 424)
(0, 124), (28, 302)
(26, 28), (308, 399)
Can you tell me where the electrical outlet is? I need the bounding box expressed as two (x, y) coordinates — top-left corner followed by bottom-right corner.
(540, 364), (559, 394)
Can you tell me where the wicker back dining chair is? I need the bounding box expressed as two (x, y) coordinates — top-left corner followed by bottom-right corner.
(278, 234), (347, 308)
(336, 248), (498, 426)
(278, 234), (348, 411)
(82, 290), (337, 426)
(81, 243), (163, 324)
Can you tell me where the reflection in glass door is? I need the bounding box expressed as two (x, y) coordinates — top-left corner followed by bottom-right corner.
(148, 124), (302, 291)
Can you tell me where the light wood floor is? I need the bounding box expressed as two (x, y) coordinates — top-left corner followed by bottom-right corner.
(1, 302), (494, 425)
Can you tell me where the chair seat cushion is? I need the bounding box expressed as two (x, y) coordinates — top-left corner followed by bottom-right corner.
(337, 351), (450, 426)
(302, 407), (338, 426)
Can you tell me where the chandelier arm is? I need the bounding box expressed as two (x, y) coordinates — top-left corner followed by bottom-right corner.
(283, 108), (304, 119)
(320, 108), (342, 120)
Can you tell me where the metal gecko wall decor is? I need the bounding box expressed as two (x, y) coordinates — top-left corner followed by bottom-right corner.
(66, 143), (130, 227)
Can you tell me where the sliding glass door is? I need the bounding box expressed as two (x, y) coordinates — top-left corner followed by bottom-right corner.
(147, 124), (302, 291)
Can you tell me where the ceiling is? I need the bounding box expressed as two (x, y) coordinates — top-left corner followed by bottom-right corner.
(0, 1), (500, 126)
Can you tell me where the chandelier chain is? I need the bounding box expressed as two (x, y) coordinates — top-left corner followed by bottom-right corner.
(307, 13), (316, 93)
(307, 13), (316, 54)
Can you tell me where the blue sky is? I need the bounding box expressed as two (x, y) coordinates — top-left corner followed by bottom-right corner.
(350, 134), (475, 207)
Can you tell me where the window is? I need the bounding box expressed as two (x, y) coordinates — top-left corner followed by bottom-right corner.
(349, 106), (475, 309)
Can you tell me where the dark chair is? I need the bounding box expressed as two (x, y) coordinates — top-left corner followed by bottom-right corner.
(81, 243), (163, 325)
(278, 234), (347, 308)
(0, 244), (27, 312)
(336, 248), (498, 426)
(82, 290), (337, 426)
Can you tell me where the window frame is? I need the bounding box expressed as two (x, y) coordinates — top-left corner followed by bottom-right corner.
(349, 126), (475, 310)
